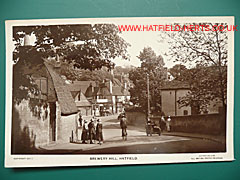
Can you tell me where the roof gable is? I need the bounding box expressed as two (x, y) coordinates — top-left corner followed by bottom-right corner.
(112, 86), (124, 96)
(44, 62), (78, 115)
(75, 91), (92, 107)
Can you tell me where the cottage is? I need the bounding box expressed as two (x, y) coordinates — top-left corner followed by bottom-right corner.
(67, 79), (131, 116)
(69, 89), (92, 116)
(12, 60), (78, 153)
(161, 81), (192, 116)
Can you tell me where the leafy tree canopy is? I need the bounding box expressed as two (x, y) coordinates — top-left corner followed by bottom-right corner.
(129, 47), (167, 114)
(163, 23), (228, 111)
(13, 24), (130, 70)
(13, 24), (130, 103)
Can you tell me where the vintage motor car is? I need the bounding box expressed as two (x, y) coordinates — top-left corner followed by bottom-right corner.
(145, 118), (161, 136)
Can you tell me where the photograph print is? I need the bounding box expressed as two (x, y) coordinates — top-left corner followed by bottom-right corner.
(5, 17), (234, 167)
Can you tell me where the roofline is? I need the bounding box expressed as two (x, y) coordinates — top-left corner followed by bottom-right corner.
(61, 111), (78, 116)
(161, 87), (190, 90)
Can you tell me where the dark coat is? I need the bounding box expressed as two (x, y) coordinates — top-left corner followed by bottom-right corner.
(78, 115), (83, 127)
(88, 121), (96, 141)
(120, 117), (127, 129)
(81, 123), (88, 141)
(96, 123), (103, 141)
(120, 117), (127, 137)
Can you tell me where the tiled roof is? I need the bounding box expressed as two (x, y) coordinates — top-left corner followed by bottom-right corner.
(93, 86), (111, 96)
(112, 86), (124, 96)
(75, 101), (92, 107)
(69, 81), (96, 94)
(73, 91), (92, 107)
(67, 84), (87, 93)
(44, 62), (78, 115)
(161, 80), (190, 90)
(70, 91), (79, 99)
(85, 84), (94, 97)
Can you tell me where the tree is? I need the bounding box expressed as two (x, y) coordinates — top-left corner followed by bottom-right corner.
(163, 23), (228, 111)
(169, 64), (188, 81)
(13, 24), (130, 103)
(129, 47), (166, 114)
(169, 64), (224, 114)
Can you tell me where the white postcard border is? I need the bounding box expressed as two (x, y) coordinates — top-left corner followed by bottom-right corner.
(5, 16), (235, 167)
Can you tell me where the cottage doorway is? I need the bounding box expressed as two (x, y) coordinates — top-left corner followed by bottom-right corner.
(49, 102), (56, 142)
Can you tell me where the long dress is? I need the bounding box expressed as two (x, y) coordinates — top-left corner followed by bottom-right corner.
(96, 123), (103, 142)
(81, 123), (88, 143)
(88, 121), (96, 143)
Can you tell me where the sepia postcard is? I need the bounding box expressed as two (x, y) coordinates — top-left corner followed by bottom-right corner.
(5, 17), (235, 167)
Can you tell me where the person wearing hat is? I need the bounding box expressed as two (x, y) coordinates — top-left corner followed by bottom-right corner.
(81, 120), (88, 144)
(96, 119), (103, 145)
(88, 118), (96, 144)
(120, 114), (128, 140)
(166, 116), (171, 132)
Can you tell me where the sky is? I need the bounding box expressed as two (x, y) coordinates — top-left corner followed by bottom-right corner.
(116, 31), (175, 68)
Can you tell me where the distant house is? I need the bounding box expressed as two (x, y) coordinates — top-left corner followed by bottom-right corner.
(161, 80), (223, 116)
(69, 89), (92, 116)
(12, 60), (78, 152)
(92, 80), (114, 115)
(67, 81), (94, 116)
(66, 77), (131, 117)
(161, 80), (191, 116)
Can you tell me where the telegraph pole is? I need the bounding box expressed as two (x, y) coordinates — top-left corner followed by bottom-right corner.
(147, 73), (150, 118)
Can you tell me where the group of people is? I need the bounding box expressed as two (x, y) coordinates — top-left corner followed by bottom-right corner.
(77, 112), (128, 145)
(79, 115), (103, 145)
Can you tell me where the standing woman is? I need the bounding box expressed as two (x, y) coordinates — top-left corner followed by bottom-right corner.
(88, 119), (96, 144)
(81, 120), (88, 144)
(120, 114), (128, 140)
(96, 119), (103, 145)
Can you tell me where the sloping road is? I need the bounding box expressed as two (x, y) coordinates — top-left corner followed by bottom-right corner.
(40, 115), (225, 154)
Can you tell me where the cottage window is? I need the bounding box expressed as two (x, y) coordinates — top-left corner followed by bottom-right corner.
(33, 77), (48, 100)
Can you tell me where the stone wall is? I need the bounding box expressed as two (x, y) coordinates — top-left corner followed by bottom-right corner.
(58, 113), (78, 143)
(12, 100), (50, 153)
(125, 110), (225, 135)
(151, 113), (225, 135)
(12, 100), (78, 154)
(125, 111), (146, 126)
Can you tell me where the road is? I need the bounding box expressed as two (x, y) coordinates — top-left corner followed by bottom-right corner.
(40, 115), (226, 154)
